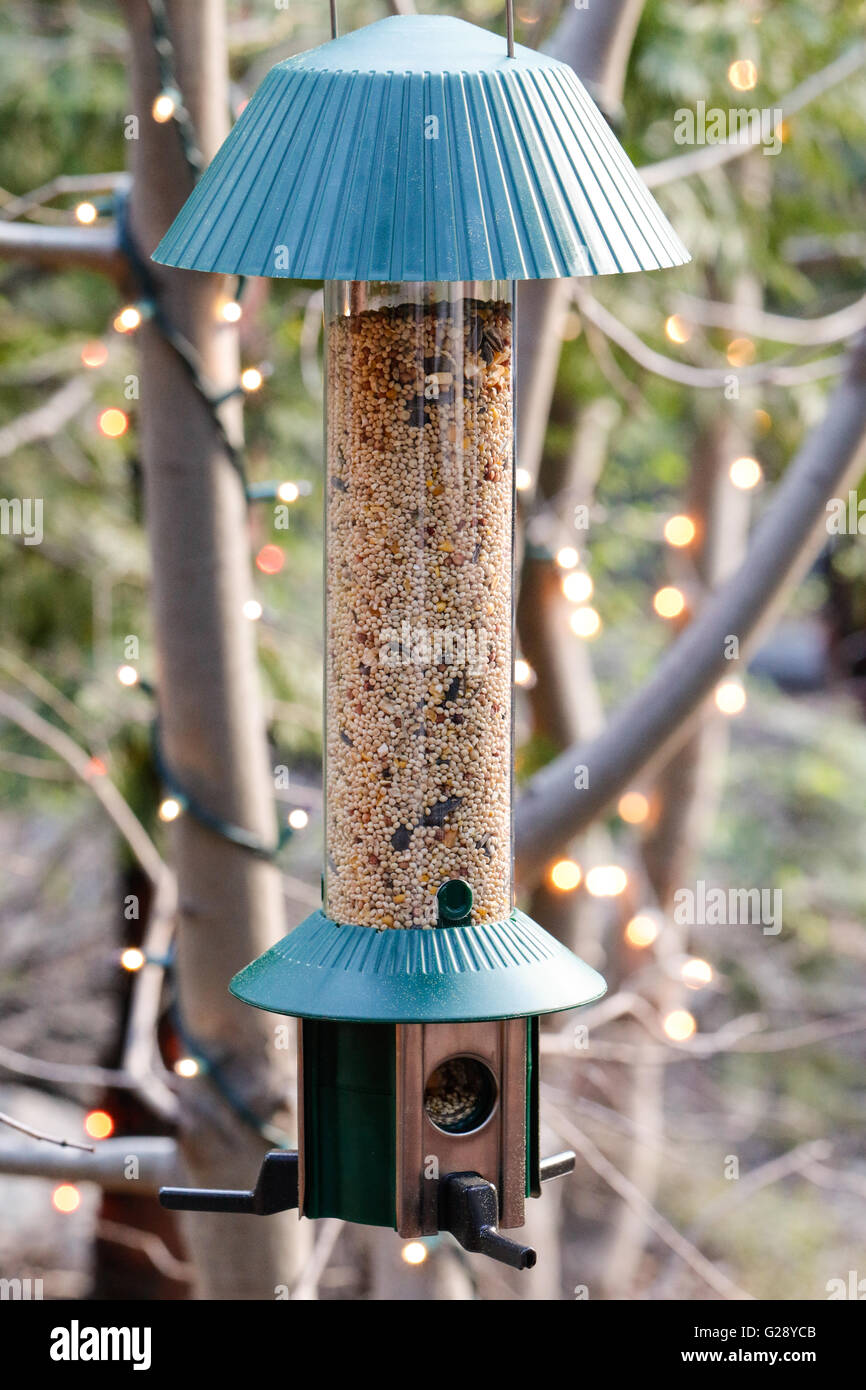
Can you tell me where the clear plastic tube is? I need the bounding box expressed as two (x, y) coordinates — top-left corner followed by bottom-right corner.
(324, 281), (514, 929)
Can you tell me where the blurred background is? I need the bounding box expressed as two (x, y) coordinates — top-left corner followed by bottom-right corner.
(1, 0), (865, 1301)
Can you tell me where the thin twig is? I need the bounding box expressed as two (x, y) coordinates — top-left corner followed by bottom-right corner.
(0, 1108), (93, 1152)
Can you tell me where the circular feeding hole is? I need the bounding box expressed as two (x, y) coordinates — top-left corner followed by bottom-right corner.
(423, 1056), (497, 1135)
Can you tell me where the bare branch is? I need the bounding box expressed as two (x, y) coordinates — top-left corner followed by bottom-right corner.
(0, 219), (125, 280)
(642, 42), (866, 188)
(0, 1108), (93, 1152)
(573, 286), (845, 389)
(515, 333), (866, 876)
(545, 1102), (755, 1299)
(673, 290), (866, 347)
(0, 377), (94, 459)
(0, 172), (130, 223)
(0, 1135), (179, 1191)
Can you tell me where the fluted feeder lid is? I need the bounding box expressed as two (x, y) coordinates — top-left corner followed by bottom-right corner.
(153, 14), (689, 282)
(230, 909), (607, 1022)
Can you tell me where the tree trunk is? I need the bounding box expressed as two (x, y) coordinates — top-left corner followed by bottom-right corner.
(122, 0), (306, 1298)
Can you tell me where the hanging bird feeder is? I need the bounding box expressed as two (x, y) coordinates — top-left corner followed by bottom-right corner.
(155, 8), (688, 1268)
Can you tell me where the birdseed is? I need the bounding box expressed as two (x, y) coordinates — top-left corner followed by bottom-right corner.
(325, 288), (513, 929)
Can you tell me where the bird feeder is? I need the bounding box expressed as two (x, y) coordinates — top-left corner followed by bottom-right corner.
(155, 11), (688, 1268)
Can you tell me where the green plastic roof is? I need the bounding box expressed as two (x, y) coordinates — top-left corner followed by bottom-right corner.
(153, 14), (689, 282)
(229, 908), (607, 1023)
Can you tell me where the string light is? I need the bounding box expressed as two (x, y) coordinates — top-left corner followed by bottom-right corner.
(53, 1184), (81, 1213)
(158, 797), (183, 823)
(729, 456), (762, 490)
(569, 606), (601, 638)
(75, 201), (98, 225)
(242, 599), (263, 621)
(618, 791), (649, 825)
(514, 658), (535, 687)
(116, 664), (139, 687)
(664, 314), (692, 344)
(85, 756), (107, 779)
(152, 91), (177, 123)
(402, 1241), (428, 1266)
(681, 957), (713, 989)
(277, 481), (300, 503)
(174, 1057), (200, 1078)
(240, 366), (264, 392)
(219, 299), (242, 323)
(715, 678), (746, 716)
(255, 544), (284, 575)
(85, 1110), (115, 1140)
(585, 865), (628, 897)
(120, 947), (146, 972)
(663, 515), (696, 548)
(625, 914), (659, 948)
(728, 59), (757, 92)
(550, 859), (582, 891)
(98, 408), (129, 438)
(515, 467), (532, 491)
(288, 808), (309, 830)
(562, 571), (593, 603)
(81, 341), (108, 368)
(663, 1009), (697, 1042)
(653, 586), (686, 619)
(555, 546), (579, 570)
(726, 337), (756, 367)
(114, 305), (142, 334)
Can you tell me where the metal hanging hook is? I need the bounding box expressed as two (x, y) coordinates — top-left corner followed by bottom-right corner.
(330, 0), (338, 40)
(505, 0), (515, 58)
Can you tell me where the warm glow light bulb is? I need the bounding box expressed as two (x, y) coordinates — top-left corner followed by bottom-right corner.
(653, 586), (686, 619)
(85, 1110), (114, 1140)
(53, 1185), (81, 1213)
(116, 664), (139, 687)
(120, 947), (145, 972)
(663, 515), (696, 548)
(585, 865), (628, 897)
(75, 202), (97, 225)
(98, 408), (129, 438)
(402, 1242), (428, 1266)
(152, 92), (177, 122)
(515, 467), (532, 492)
(288, 808), (309, 830)
(663, 1009), (697, 1042)
(682, 957), (714, 989)
(158, 797), (182, 823)
(174, 1058), (199, 1078)
(550, 859), (582, 892)
(726, 337), (756, 368)
(81, 341), (108, 368)
(562, 571), (593, 604)
(241, 366), (264, 392)
(255, 544), (284, 575)
(618, 791), (650, 825)
(220, 300), (242, 323)
(730, 456), (762, 490)
(277, 481), (300, 503)
(664, 314), (692, 344)
(715, 679), (746, 716)
(555, 546), (579, 570)
(728, 59), (758, 91)
(569, 606), (601, 639)
(625, 914), (659, 949)
(114, 306), (142, 334)
(514, 658), (534, 687)
(242, 599), (263, 621)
